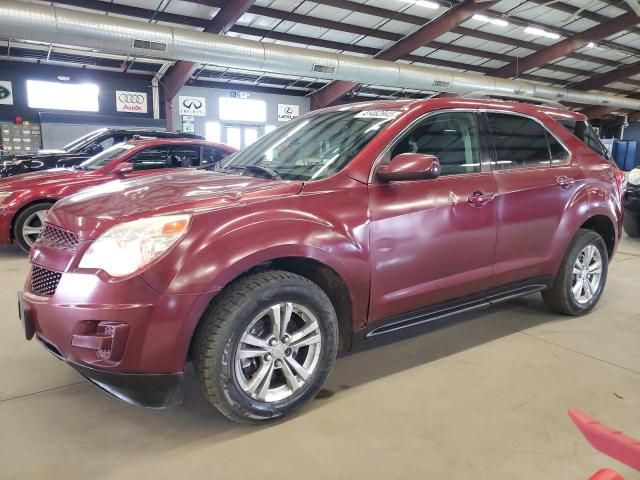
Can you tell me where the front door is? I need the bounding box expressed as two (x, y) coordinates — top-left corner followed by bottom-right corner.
(483, 112), (584, 287)
(368, 111), (499, 323)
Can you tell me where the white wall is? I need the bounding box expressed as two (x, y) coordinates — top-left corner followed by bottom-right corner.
(171, 85), (310, 139)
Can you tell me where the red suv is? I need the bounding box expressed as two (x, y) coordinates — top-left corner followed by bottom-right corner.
(0, 138), (235, 251)
(18, 98), (624, 423)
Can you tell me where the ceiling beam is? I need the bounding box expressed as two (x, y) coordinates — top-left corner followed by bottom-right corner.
(309, 0), (498, 109)
(163, 0), (255, 103)
(34, 0), (640, 98)
(570, 60), (640, 91)
(493, 11), (640, 79)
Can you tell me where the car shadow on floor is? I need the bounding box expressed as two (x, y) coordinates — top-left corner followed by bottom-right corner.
(0, 245), (26, 259)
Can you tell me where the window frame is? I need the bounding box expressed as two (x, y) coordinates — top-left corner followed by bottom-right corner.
(368, 109), (493, 183)
(482, 111), (572, 171)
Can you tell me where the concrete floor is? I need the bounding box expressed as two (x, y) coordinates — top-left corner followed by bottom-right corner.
(1, 237), (639, 480)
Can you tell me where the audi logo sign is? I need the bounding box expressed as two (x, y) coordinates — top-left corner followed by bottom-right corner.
(116, 90), (148, 113)
(178, 95), (206, 117)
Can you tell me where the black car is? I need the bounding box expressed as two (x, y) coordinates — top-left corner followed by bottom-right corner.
(0, 128), (203, 178)
(623, 169), (640, 237)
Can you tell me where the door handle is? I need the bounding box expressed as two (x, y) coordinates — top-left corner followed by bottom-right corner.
(556, 175), (575, 188)
(468, 191), (495, 207)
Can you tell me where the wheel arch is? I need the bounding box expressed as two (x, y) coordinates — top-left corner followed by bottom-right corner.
(186, 252), (357, 361)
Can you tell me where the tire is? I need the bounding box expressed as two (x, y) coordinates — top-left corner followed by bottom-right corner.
(623, 213), (639, 237)
(542, 229), (609, 316)
(13, 202), (53, 253)
(193, 270), (339, 424)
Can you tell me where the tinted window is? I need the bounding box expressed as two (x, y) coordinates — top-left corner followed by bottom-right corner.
(169, 145), (201, 168)
(391, 112), (481, 176)
(547, 133), (570, 165)
(129, 145), (171, 171)
(202, 146), (230, 167)
(560, 119), (608, 158)
(487, 113), (551, 169)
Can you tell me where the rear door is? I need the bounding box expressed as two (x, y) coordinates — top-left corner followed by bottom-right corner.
(368, 110), (499, 322)
(483, 112), (583, 287)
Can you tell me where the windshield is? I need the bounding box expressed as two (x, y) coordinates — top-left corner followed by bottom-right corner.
(76, 143), (132, 171)
(62, 129), (109, 153)
(217, 109), (401, 181)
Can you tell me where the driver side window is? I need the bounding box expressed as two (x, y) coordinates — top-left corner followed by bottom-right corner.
(391, 112), (481, 176)
(129, 145), (171, 171)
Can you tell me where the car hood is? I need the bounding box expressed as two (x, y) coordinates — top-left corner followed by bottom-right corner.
(49, 169), (304, 238)
(0, 168), (91, 191)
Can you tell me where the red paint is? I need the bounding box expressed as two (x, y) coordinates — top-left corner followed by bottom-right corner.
(0, 139), (235, 245)
(19, 98), (623, 380)
(570, 409), (640, 471)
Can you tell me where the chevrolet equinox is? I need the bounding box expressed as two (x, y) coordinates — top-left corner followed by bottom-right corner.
(19, 98), (625, 423)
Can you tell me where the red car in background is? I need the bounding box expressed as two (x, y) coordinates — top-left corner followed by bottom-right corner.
(0, 138), (235, 251)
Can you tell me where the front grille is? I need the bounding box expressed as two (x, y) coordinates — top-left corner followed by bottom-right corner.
(31, 265), (62, 296)
(38, 224), (79, 252)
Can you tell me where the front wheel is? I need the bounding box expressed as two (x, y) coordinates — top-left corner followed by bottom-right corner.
(14, 202), (53, 253)
(542, 229), (608, 316)
(193, 271), (338, 424)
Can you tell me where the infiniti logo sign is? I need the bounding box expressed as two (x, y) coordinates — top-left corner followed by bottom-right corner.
(182, 98), (202, 109)
(179, 95), (206, 116)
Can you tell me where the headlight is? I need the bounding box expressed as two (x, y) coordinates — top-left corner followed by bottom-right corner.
(79, 214), (191, 277)
(629, 169), (640, 186)
(0, 191), (13, 203)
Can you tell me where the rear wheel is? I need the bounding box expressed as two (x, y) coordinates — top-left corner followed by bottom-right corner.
(14, 202), (53, 253)
(193, 271), (338, 424)
(542, 229), (608, 316)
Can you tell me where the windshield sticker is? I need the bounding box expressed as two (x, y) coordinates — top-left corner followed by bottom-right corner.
(354, 110), (402, 120)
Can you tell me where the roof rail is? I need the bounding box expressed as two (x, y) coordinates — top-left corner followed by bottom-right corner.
(460, 91), (566, 110)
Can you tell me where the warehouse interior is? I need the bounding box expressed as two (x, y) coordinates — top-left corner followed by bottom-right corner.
(1, 1), (640, 479)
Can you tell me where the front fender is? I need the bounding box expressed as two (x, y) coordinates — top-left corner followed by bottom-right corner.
(139, 185), (371, 362)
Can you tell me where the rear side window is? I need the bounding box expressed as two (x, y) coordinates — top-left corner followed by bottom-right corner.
(486, 113), (569, 169)
(560, 119), (608, 159)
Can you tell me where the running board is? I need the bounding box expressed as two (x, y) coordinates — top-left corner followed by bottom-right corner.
(366, 280), (550, 338)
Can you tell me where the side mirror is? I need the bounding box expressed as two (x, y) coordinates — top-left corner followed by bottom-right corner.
(113, 162), (133, 178)
(377, 153), (440, 182)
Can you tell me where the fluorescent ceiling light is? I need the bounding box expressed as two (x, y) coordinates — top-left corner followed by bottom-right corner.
(472, 14), (509, 27)
(524, 26), (560, 40)
(400, 0), (440, 9)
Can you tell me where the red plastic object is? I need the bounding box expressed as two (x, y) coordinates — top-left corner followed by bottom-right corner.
(569, 409), (640, 471)
(588, 469), (626, 480)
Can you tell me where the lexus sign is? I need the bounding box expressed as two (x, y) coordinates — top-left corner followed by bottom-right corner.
(179, 96), (206, 117)
(116, 90), (148, 113)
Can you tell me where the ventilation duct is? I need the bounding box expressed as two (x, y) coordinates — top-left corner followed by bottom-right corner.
(0, 0), (637, 110)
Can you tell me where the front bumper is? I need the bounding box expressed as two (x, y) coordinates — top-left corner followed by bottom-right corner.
(19, 263), (215, 407)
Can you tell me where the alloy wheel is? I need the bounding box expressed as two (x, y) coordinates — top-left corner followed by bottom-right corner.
(234, 302), (323, 403)
(21, 209), (48, 247)
(571, 244), (603, 304)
